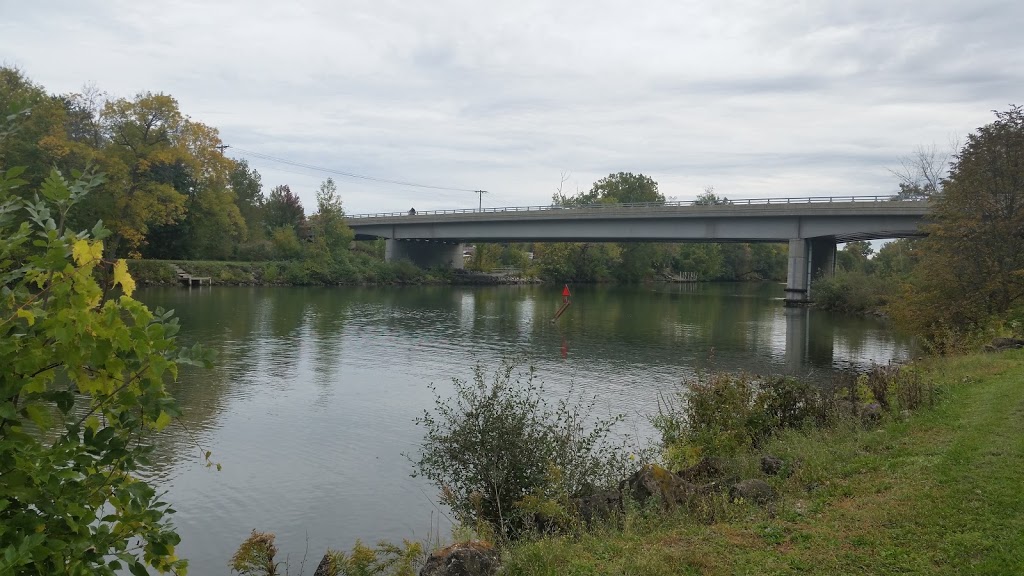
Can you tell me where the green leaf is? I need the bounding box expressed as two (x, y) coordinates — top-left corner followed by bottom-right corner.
(129, 560), (150, 576)
(23, 404), (51, 429)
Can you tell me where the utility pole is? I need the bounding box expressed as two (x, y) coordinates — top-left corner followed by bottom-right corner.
(215, 144), (230, 155)
(475, 190), (488, 211)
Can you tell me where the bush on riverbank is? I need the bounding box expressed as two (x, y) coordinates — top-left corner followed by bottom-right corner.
(812, 268), (891, 315)
(409, 361), (630, 540)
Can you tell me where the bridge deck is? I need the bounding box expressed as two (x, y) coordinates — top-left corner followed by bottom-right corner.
(348, 198), (929, 243)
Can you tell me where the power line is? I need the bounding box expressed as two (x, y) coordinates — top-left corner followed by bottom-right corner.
(232, 147), (481, 193)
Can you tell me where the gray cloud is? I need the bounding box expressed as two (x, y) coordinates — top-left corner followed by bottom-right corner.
(1, 0), (1021, 213)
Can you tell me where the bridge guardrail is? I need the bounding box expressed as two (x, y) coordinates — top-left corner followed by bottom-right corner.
(347, 195), (924, 219)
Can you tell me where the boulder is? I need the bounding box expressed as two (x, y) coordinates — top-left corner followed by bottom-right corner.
(676, 456), (730, 483)
(760, 454), (784, 476)
(861, 402), (883, 423)
(573, 488), (623, 524)
(729, 479), (776, 505)
(620, 464), (696, 509)
(312, 553), (332, 576)
(693, 480), (731, 496)
(988, 337), (1024, 352)
(420, 541), (500, 576)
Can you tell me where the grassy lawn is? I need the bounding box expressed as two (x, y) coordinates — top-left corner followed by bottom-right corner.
(503, 351), (1024, 575)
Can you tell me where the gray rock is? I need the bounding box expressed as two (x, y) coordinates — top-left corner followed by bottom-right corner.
(420, 541), (500, 576)
(573, 488), (622, 524)
(620, 464), (696, 510)
(861, 402), (883, 422)
(693, 480), (730, 496)
(989, 337), (1024, 351)
(313, 553), (333, 576)
(729, 479), (776, 505)
(676, 456), (729, 483)
(761, 454), (784, 476)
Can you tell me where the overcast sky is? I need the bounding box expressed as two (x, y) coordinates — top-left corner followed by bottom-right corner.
(2, 0), (1022, 214)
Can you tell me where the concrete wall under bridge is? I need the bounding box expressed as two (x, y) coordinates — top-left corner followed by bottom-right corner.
(351, 198), (929, 305)
(384, 239), (465, 270)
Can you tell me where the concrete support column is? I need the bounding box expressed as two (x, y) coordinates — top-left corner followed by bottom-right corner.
(784, 238), (809, 305)
(385, 239), (465, 269)
(785, 237), (836, 305)
(807, 237), (836, 286)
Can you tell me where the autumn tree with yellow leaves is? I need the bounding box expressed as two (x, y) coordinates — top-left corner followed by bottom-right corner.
(0, 160), (213, 574)
(1, 67), (249, 259)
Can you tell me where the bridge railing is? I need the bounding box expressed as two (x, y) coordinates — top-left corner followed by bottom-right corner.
(347, 195), (920, 219)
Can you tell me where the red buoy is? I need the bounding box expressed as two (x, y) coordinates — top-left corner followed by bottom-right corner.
(562, 285), (571, 297)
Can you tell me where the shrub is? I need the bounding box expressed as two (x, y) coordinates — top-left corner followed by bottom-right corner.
(321, 540), (423, 576)
(862, 364), (936, 412)
(126, 258), (177, 284)
(655, 365), (938, 469)
(654, 373), (829, 468)
(812, 268), (888, 314)
(231, 530), (280, 576)
(410, 360), (628, 539)
(235, 238), (274, 262)
(392, 259), (423, 283)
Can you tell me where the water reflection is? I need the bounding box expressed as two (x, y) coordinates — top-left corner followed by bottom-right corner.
(135, 283), (913, 574)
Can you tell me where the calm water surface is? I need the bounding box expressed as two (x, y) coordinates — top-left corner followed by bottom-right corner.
(136, 283), (912, 573)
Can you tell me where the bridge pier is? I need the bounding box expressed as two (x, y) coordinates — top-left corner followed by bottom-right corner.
(784, 306), (836, 374)
(784, 237), (836, 306)
(385, 239), (465, 269)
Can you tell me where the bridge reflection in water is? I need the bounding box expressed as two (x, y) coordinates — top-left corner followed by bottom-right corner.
(785, 306), (834, 374)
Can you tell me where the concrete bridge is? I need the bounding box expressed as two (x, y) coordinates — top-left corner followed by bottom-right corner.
(347, 196), (929, 304)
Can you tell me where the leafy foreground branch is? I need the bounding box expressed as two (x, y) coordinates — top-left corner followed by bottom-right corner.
(0, 165), (213, 574)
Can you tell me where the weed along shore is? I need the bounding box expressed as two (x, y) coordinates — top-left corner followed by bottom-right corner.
(233, 351), (1024, 576)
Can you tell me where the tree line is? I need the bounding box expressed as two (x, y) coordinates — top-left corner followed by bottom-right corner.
(813, 105), (1024, 351)
(0, 66), (353, 264)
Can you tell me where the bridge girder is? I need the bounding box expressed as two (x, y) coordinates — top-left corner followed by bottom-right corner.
(349, 202), (928, 244)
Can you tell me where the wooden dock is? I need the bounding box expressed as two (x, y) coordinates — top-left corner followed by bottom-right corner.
(663, 271), (698, 283)
(172, 264), (212, 287)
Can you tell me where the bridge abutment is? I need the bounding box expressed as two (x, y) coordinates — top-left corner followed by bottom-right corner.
(784, 237), (836, 306)
(385, 239), (465, 269)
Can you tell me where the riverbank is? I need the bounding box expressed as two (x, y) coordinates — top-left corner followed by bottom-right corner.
(127, 258), (542, 287)
(500, 350), (1024, 575)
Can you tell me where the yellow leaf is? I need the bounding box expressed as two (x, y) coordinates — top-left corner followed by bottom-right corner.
(113, 259), (136, 297)
(71, 239), (103, 266)
(154, 411), (172, 430)
(16, 309), (34, 326)
(72, 239), (91, 266)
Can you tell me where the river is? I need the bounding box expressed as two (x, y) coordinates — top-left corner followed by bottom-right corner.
(135, 283), (912, 574)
